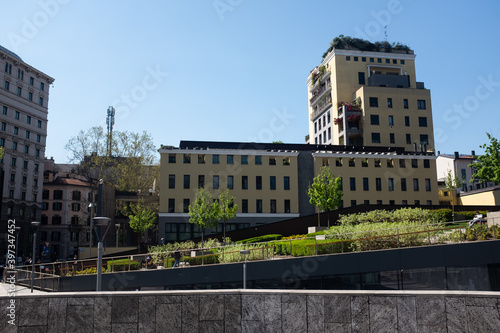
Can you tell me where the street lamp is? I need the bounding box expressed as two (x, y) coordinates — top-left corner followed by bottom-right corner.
(115, 224), (120, 252)
(30, 221), (41, 293)
(93, 217), (112, 292)
(89, 203), (94, 257)
(240, 249), (250, 289)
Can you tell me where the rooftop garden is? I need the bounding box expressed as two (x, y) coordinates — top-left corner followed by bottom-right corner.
(322, 35), (412, 60)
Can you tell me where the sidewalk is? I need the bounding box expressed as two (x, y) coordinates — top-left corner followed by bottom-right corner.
(0, 282), (48, 296)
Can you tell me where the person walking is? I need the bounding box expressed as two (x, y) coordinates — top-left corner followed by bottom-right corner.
(173, 248), (181, 268)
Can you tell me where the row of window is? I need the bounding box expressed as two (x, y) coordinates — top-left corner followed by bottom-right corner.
(41, 202), (82, 211)
(4, 62), (45, 90)
(369, 115), (427, 127)
(344, 177), (432, 192)
(3, 81), (44, 106)
(169, 154), (291, 166)
(371, 132), (429, 145)
(2, 105), (44, 128)
(5, 140), (42, 156)
(42, 190), (83, 201)
(369, 97), (426, 110)
(7, 188), (35, 201)
(168, 198), (292, 214)
(348, 199), (432, 206)
(346, 56), (405, 65)
(0, 124), (43, 145)
(5, 156), (40, 170)
(40, 215), (81, 225)
(169, 174), (291, 191)
(323, 157), (431, 169)
(10, 173), (38, 186)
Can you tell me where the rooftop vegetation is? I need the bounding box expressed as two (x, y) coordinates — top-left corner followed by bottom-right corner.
(322, 35), (412, 59)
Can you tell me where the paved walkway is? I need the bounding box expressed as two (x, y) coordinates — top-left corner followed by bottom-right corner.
(0, 282), (48, 296)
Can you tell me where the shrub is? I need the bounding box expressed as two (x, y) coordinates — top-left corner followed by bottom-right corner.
(430, 209), (453, 222)
(106, 259), (140, 272)
(237, 234), (282, 244)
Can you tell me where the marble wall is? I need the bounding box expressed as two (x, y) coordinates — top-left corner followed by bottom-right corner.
(2, 290), (500, 332)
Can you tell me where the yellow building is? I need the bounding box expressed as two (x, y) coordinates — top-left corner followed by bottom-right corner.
(159, 141), (438, 242)
(308, 42), (433, 154)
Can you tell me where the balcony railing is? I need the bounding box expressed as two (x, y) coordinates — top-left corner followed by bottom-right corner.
(310, 100), (332, 121)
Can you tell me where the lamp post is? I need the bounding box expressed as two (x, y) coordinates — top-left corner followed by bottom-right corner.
(30, 221), (41, 293)
(93, 217), (112, 292)
(240, 249), (250, 289)
(115, 224), (120, 253)
(89, 203), (94, 257)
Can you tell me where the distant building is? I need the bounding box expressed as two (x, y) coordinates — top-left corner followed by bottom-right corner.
(159, 141), (438, 242)
(0, 45), (54, 259)
(307, 41), (434, 154)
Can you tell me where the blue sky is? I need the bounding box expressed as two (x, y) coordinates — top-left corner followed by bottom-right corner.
(2, 0), (500, 162)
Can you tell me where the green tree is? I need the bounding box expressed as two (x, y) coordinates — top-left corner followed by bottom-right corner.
(308, 166), (343, 227)
(444, 169), (463, 221)
(188, 188), (219, 248)
(470, 133), (500, 185)
(217, 188), (238, 241)
(127, 199), (157, 241)
(0, 146), (4, 160)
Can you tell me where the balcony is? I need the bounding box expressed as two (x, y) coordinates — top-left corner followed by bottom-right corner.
(368, 74), (410, 88)
(309, 83), (331, 106)
(310, 99), (332, 121)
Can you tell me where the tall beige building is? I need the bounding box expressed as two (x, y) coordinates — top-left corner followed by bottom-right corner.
(307, 42), (433, 153)
(0, 45), (54, 260)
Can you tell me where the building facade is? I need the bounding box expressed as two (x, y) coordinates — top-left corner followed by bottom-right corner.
(307, 45), (433, 154)
(159, 141), (438, 242)
(0, 45), (54, 260)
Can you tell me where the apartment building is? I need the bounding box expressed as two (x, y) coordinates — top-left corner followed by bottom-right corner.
(0, 45), (54, 259)
(307, 42), (433, 153)
(159, 141), (438, 242)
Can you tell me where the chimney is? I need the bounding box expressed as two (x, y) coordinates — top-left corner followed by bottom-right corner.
(471, 150), (475, 157)
(454, 151), (459, 159)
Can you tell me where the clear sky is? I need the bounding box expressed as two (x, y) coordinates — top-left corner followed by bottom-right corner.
(1, 0), (500, 163)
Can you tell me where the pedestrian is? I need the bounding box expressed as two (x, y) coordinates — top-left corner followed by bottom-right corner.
(173, 248), (181, 268)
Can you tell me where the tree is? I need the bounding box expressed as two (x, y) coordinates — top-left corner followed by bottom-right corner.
(217, 188), (238, 241)
(444, 169), (463, 221)
(307, 166), (343, 227)
(188, 188), (219, 248)
(127, 199), (157, 242)
(469, 133), (500, 185)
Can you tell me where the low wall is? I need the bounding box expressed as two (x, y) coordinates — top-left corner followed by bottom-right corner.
(488, 211), (500, 227)
(2, 289), (500, 332)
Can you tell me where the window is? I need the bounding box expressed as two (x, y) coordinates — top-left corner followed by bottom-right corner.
(270, 176), (276, 190)
(11, 157), (16, 166)
(374, 159), (381, 167)
(53, 202), (62, 211)
(350, 177), (356, 191)
(183, 199), (190, 213)
(370, 115), (380, 125)
(401, 60), (405, 64)
(213, 175), (219, 189)
(35, 149), (40, 157)
(417, 100), (426, 110)
(420, 134), (429, 145)
(386, 59), (390, 64)
(242, 199), (248, 213)
(72, 203), (81, 211)
(183, 154), (191, 163)
(376, 178), (382, 191)
(406, 134), (411, 144)
(358, 72), (365, 85)
(5, 62), (12, 74)
(227, 155), (234, 164)
(15, 111), (20, 119)
(346, 56), (351, 61)
(411, 159), (418, 168)
(30, 77), (34, 85)
(168, 199), (175, 213)
(362, 159), (368, 167)
(227, 176), (234, 189)
(403, 99), (409, 109)
(256, 176), (262, 190)
(36, 134), (41, 143)
(369, 97), (378, 107)
(269, 157), (276, 165)
(17, 69), (24, 80)
(0, 138), (3, 147)
(168, 174), (175, 188)
(4, 81), (9, 90)
(26, 116), (31, 125)
(371, 133), (381, 143)
(37, 120), (42, 128)
(418, 117), (427, 127)
(363, 178), (369, 191)
(23, 160), (28, 169)
(242, 176), (248, 189)
(255, 155), (262, 165)
(388, 178), (394, 191)
(10, 173), (15, 182)
(370, 58), (374, 62)
(241, 155), (248, 164)
(362, 57), (366, 62)
(424, 159), (430, 168)
(198, 154), (205, 164)
(22, 176), (27, 185)
(284, 200), (291, 213)
(72, 191), (81, 200)
(328, 127), (331, 140)
(168, 154), (176, 163)
(198, 175), (205, 188)
(351, 200), (357, 207)
(256, 200), (263, 213)
(283, 157), (291, 166)
(34, 163), (39, 171)
(336, 158), (342, 166)
(348, 159), (355, 167)
(2, 106), (6, 115)
(212, 154), (219, 164)
(387, 98), (393, 108)
(270, 200), (277, 213)
(53, 190), (63, 199)
(284, 176), (290, 190)
(71, 216), (79, 226)
(388, 116), (394, 127)
(17, 87), (22, 96)
(1, 122), (5, 131)
(51, 232), (61, 242)
(40, 82), (45, 91)
(354, 56), (358, 61)
(413, 178), (419, 191)
(183, 175), (190, 189)
(39, 97), (43, 106)
(405, 116), (410, 127)
(28, 92), (33, 101)
(390, 133), (395, 144)
(12, 142), (17, 150)
(425, 178), (431, 191)
(25, 130), (30, 139)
